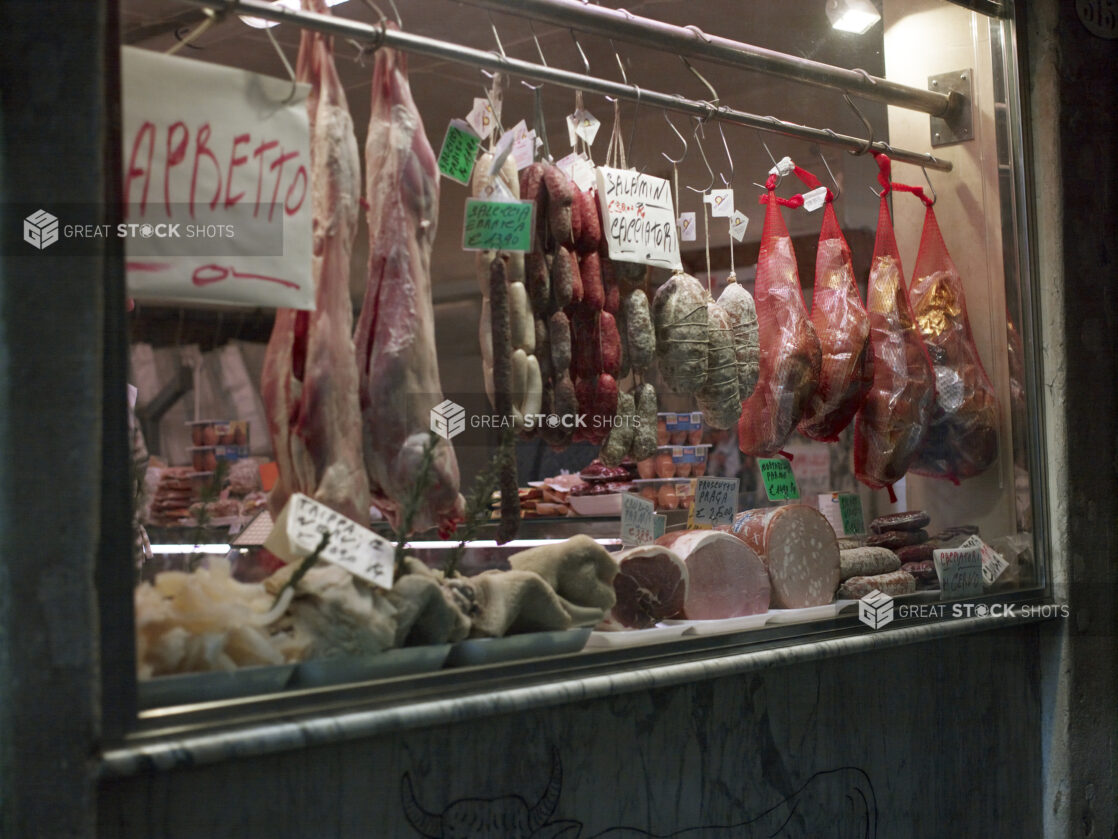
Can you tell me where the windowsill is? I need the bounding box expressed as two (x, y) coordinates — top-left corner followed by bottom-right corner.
(99, 589), (1058, 779)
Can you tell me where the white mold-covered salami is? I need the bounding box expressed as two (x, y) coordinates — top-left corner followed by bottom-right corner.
(662, 530), (770, 619)
(729, 505), (839, 608)
(839, 546), (901, 581)
(599, 545), (688, 630)
(838, 570), (916, 599)
(717, 279), (760, 400)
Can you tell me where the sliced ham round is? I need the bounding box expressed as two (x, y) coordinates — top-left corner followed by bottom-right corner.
(729, 505), (839, 609)
(658, 530), (770, 619)
(600, 546), (688, 630)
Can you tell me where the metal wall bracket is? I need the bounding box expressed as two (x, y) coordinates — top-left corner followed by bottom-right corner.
(929, 69), (974, 147)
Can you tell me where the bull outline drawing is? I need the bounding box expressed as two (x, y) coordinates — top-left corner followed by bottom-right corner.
(401, 749), (877, 838)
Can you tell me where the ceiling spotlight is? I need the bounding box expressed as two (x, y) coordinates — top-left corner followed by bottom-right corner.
(825, 0), (881, 34)
(241, 0), (349, 29)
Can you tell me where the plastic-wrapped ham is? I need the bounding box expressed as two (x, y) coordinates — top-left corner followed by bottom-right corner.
(854, 186), (937, 492)
(600, 545), (688, 629)
(798, 206), (874, 442)
(907, 205), (999, 481)
(729, 505), (839, 609)
(656, 530), (769, 619)
(738, 182), (821, 456)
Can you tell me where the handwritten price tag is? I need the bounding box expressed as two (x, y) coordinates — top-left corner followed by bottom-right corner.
(437, 119), (481, 185)
(687, 477), (738, 529)
(957, 534), (1009, 586)
(462, 199), (534, 252)
(263, 493), (395, 590)
(596, 167), (682, 271)
(933, 544), (983, 599)
(653, 514), (667, 541)
(839, 493), (864, 535)
(621, 492), (655, 547)
(757, 458), (800, 501)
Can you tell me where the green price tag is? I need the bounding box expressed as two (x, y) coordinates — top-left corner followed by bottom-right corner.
(462, 198), (534, 252)
(652, 514), (666, 540)
(437, 120), (481, 185)
(838, 493), (864, 535)
(757, 458), (800, 501)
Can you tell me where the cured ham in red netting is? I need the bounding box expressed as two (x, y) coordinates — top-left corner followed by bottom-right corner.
(738, 173), (821, 457)
(790, 165), (874, 442)
(908, 203), (999, 481)
(853, 153), (936, 493)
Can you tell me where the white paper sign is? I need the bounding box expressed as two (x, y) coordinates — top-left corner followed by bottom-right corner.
(705, 189), (734, 218)
(729, 210), (749, 242)
(567, 108), (601, 145)
(557, 152), (596, 191)
(687, 477), (739, 529)
(263, 493), (395, 590)
(120, 47), (313, 309)
(957, 534), (1009, 586)
(933, 543), (983, 599)
(678, 212), (697, 242)
(770, 156), (795, 177)
(595, 166), (682, 271)
(802, 186), (829, 212)
(467, 97), (496, 140)
(621, 492), (655, 547)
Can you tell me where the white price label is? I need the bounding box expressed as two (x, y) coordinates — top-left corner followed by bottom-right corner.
(512, 130), (537, 170)
(933, 543), (983, 599)
(621, 492), (655, 547)
(567, 108), (601, 145)
(264, 493), (395, 590)
(467, 97), (496, 140)
(678, 212), (697, 242)
(729, 210), (749, 242)
(957, 534), (1010, 586)
(769, 156), (795, 177)
(705, 189), (734, 218)
(802, 186), (829, 212)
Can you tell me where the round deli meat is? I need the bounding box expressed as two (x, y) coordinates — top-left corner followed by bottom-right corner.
(729, 505), (840, 609)
(660, 530), (770, 619)
(600, 545), (688, 630)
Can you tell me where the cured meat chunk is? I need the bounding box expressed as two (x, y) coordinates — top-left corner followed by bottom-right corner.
(729, 505), (839, 608)
(738, 192), (821, 456)
(652, 272), (709, 393)
(600, 546), (688, 629)
(908, 206), (999, 480)
(660, 530), (770, 619)
(355, 32), (464, 533)
(696, 302), (741, 430)
(854, 193), (936, 490)
(717, 280), (760, 401)
(261, 1), (370, 523)
(798, 231), (874, 442)
(839, 547), (901, 581)
(838, 570), (916, 599)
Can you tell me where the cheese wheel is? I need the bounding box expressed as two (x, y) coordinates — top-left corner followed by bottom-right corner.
(729, 505), (840, 608)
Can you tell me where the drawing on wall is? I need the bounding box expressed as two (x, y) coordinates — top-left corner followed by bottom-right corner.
(400, 748), (878, 838)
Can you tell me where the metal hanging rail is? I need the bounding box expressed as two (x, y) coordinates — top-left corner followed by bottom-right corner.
(175, 0), (952, 172)
(453, 0), (960, 119)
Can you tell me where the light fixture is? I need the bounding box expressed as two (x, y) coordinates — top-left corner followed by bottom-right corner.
(825, 0), (881, 34)
(241, 0), (349, 29)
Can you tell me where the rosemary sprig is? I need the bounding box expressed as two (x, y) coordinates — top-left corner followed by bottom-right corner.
(272, 531), (330, 609)
(392, 431), (441, 580)
(443, 426), (514, 578)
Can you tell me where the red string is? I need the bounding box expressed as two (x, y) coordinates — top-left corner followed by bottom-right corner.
(886, 484), (898, 504)
(871, 151), (933, 206)
(779, 449), (794, 461)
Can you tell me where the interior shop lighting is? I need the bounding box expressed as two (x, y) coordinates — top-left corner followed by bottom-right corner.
(241, 0), (349, 28)
(825, 0), (881, 34)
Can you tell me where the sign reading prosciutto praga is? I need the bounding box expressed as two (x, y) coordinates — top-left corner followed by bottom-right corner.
(120, 46), (314, 309)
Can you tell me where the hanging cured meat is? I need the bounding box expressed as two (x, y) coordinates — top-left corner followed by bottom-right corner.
(738, 176), (821, 456)
(797, 177), (873, 442)
(261, 0), (370, 523)
(355, 30), (464, 533)
(853, 155), (936, 492)
(908, 205), (999, 481)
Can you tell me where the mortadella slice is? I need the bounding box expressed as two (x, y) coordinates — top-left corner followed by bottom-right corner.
(599, 545), (688, 630)
(660, 530), (770, 619)
(729, 505), (839, 609)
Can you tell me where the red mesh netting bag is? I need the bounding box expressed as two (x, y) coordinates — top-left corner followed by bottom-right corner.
(738, 171), (821, 457)
(908, 203), (999, 481)
(790, 164), (874, 442)
(853, 153), (936, 496)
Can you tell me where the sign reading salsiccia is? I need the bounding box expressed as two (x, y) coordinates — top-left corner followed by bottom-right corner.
(595, 167), (682, 271)
(462, 199), (534, 252)
(121, 46), (313, 309)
